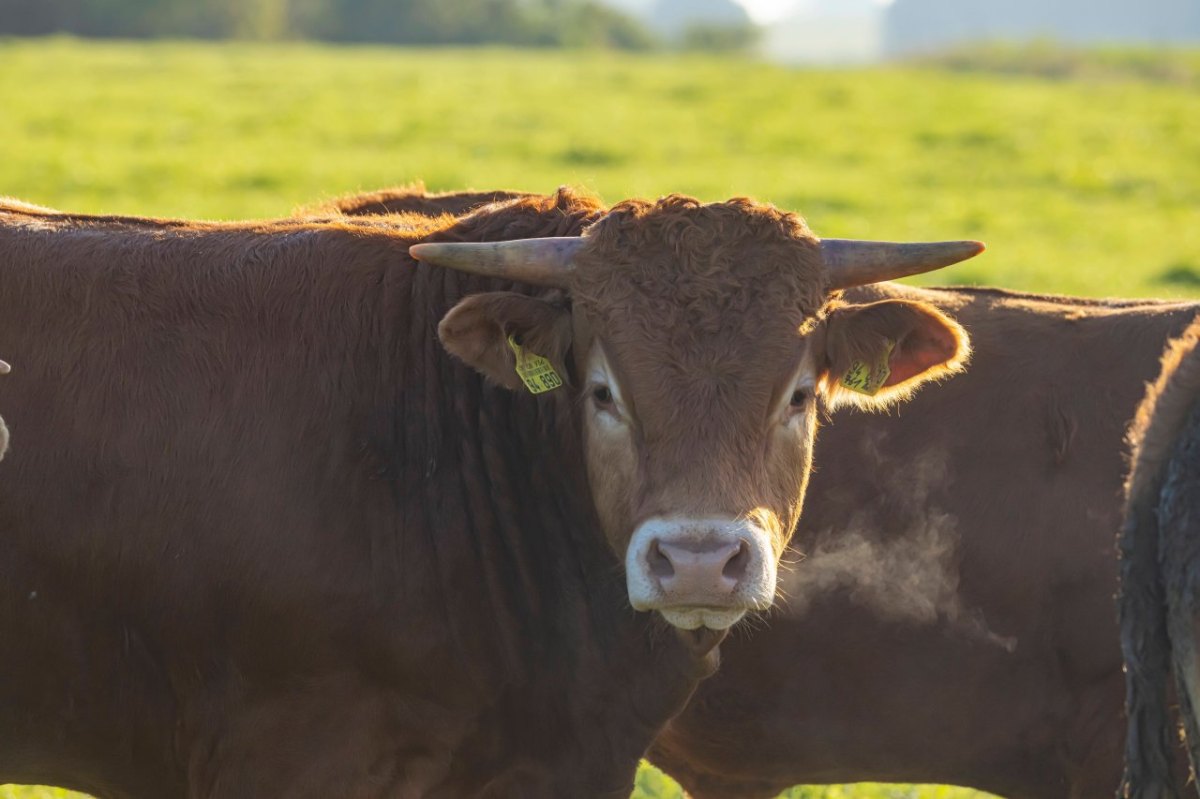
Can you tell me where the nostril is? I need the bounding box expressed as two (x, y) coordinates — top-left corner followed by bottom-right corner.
(722, 540), (749, 582)
(648, 541), (675, 578)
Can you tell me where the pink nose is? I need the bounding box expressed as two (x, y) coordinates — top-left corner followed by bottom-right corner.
(649, 539), (749, 601)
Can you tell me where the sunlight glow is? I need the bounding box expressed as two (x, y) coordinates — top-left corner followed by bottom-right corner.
(735, 0), (894, 24)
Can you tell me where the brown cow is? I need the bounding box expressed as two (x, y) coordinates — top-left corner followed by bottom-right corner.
(1120, 316), (1200, 799)
(338, 187), (1200, 798)
(0, 190), (976, 797)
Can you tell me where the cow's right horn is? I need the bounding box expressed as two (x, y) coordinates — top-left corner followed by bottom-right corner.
(821, 239), (985, 290)
(409, 237), (583, 288)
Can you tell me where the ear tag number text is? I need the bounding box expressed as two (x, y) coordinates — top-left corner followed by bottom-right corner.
(842, 340), (895, 396)
(507, 334), (563, 395)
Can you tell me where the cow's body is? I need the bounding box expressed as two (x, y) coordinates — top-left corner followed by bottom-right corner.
(1120, 317), (1200, 799)
(337, 187), (1199, 797)
(0, 195), (708, 798)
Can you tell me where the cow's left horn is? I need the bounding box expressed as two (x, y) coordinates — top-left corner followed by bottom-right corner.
(408, 237), (583, 287)
(821, 239), (985, 290)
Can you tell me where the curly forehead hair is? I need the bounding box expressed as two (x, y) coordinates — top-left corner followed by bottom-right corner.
(569, 194), (831, 331)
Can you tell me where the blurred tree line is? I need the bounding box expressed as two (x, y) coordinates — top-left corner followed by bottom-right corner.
(0, 0), (700, 49)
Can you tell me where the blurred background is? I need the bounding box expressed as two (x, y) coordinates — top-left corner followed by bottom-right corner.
(1, 0), (1197, 300)
(1, 1), (1198, 797)
(3, 0), (1199, 61)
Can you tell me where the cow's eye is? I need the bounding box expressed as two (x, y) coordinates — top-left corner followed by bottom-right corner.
(790, 388), (810, 409)
(591, 385), (614, 407)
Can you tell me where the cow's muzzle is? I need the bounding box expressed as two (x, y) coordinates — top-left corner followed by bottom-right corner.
(625, 516), (776, 630)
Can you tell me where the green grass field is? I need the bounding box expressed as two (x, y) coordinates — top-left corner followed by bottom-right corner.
(0, 776), (993, 799)
(1, 37), (1197, 799)
(2, 38), (1199, 299)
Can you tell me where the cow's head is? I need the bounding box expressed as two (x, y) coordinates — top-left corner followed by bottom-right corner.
(412, 196), (978, 633)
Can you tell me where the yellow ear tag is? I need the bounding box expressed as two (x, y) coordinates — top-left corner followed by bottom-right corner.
(841, 340), (895, 397)
(507, 334), (563, 395)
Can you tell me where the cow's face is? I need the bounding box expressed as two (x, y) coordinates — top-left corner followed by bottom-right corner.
(420, 196), (976, 632)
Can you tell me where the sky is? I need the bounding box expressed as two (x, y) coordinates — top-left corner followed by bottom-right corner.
(735, 0), (893, 23)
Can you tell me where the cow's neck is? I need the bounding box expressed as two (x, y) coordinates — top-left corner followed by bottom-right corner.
(364, 268), (715, 785)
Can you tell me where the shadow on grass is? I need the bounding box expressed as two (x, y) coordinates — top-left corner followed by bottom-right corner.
(1156, 262), (1200, 288)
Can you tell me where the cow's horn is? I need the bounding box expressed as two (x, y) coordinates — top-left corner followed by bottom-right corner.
(408, 237), (583, 287)
(821, 239), (985, 290)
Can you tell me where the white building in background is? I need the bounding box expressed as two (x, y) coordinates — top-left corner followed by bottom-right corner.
(761, 0), (885, 64)
(594, 0), (887, 62)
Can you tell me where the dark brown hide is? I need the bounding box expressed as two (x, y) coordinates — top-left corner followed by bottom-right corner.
(0, 190), (719, 799)
(1120, 316), (1200, 799)
(330, 186), (1200, 797)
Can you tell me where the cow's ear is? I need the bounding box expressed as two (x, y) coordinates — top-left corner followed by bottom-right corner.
(821, 299), (969, 410)
(438, 292), (573, 392)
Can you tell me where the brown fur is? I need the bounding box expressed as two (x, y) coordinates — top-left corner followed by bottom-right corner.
(565, 195), (829, 553)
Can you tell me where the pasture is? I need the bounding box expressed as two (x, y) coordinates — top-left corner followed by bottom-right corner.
(1, 37), (1198, 799)
(3, 39), (1199, 298)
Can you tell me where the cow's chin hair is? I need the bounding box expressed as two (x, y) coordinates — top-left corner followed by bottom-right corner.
(659, 607), (746, 631)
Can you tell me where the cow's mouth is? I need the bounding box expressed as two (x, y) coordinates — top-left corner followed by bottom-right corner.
(659, 606), (746, 631)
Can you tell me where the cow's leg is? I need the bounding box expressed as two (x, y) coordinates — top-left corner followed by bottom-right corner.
(183, 678), (463, 799)
(183, 675), (649, 799)
(647, 732), (783, 799)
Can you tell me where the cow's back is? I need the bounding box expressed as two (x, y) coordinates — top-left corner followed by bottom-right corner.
(316, 186), (534, 218)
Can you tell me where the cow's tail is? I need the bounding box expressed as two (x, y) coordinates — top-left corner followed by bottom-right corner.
(1160, 402), (1200, 791)
(1120, 316), (1200, 799)
(1119, 478), (1181, 799)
